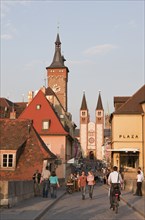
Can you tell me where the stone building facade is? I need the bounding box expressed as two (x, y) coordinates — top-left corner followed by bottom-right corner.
(79, 91), (104, 160)
(110, 84), (145, 174)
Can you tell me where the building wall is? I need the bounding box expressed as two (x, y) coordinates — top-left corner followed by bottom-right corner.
(80, 124), (87, 157)
(96, 124), (104, 160)
(143, 114), (145, 173)
(41, 135), (67, 179)
(0, 180), (34, 207)
(112, 114), (144, 169)
(47, 68), (68, 111)
(87, 122), (96, 155)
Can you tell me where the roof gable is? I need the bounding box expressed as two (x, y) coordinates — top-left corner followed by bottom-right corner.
(19, 90), (68, 135)
(0, 119), (30, 150)
(0, 98), (27, 119)
(114, 84), (145, 114)
(0, 118), (56, 180)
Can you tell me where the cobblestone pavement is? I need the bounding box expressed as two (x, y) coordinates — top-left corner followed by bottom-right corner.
(40, 184), (145, 220)
(0, 184), (144, 220)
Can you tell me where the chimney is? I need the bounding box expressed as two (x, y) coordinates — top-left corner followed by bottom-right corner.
(10, 108), (16, 119)
(28, 91), (34, 105)
(41, 86), (46, 94)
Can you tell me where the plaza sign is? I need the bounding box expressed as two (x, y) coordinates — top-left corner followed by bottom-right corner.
(119, 135), (139, 139)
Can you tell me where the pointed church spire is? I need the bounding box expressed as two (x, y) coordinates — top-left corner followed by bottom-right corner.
(96, 91), (103, 110)
(80, 91), (88, 110)
(48, 33), (66, 68)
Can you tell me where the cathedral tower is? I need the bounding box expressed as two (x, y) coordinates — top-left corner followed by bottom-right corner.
(80, 91), (104, 160)
(46, 33), (69, 111)
(80, 92), (89, 157)
(95, 91), (104, 160)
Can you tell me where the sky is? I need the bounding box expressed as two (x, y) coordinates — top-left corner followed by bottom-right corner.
(1, 0), (144, 127)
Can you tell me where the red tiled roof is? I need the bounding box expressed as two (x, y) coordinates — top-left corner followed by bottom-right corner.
(0, 119), (30, 150)
(19, 90), (68, 135)
(0, 98), (27, 118)
(0, 118), (56, 181)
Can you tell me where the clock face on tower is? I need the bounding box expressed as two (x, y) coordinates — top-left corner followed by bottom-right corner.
(52, 84), (61, 93)
(89, 137), (95, 144)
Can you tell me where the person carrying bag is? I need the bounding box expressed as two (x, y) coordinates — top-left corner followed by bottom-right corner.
(108, 166), (123, 209)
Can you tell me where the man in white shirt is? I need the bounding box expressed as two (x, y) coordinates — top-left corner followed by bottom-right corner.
(108, 166), (123, 209)
(41, 166), (51, 198)
(133, 167), (144, 196)
(138, 167), (144, 180)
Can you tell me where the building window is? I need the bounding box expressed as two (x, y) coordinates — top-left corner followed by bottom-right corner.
(82, 111), (86, 116)
(2, 154), (13, 167)
(36, 104), (41, 110)
(98, 111), (101, 116)
(42, 120), (50, 130)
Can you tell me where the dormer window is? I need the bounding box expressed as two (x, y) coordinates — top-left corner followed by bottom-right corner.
(42, 120), (51, 130)
(36, 104), (41, 110)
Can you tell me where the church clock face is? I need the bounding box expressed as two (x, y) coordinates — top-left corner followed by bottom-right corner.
(52, 84), (61, 93)
(89, 137), (95, 144)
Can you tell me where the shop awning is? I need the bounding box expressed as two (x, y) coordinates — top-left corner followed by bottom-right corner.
(107, 148), (139, 152)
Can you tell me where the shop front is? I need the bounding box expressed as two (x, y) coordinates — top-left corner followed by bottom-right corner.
(108, 148), (140, 171)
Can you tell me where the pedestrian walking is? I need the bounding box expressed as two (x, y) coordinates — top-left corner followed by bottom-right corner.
(41, 165), (50, 198)
(133, 170), (144, 196)
(78, 171), (87, 200)
(49, 171), (60, 198)
(32, 169), (41, 196)
(87, 171), (95, 199)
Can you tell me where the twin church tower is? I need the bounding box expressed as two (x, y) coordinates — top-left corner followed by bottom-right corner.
(46, 33), (104, 160)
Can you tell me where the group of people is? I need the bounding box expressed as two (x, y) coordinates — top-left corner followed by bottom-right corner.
(67, 171), (95, 200)
(32, 166), (60, 199)
(33, 165), (144, 207)
(106, 166), (144, 209)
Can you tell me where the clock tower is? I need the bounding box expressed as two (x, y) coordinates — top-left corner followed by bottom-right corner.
(46, 33), (69, 111)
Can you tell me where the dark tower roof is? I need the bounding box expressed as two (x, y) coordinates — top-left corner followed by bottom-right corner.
(96, 91), (103, 110)
(80, 92), (88, 110)
(46, 33), (67, 69)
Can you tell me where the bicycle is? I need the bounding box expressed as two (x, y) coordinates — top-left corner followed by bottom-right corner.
(112, 185), (120, 213)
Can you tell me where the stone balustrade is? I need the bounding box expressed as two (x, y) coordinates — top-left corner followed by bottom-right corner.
(0, 180), (34, 207)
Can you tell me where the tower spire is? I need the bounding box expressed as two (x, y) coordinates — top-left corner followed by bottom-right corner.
(47, 32), (66, 68)
(96, 91), (103, 110)
(80, 91), (88, 110)
(57, 22), (59, 34)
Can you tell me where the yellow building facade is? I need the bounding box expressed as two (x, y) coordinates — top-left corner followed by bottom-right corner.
(110, 85), (145, 174)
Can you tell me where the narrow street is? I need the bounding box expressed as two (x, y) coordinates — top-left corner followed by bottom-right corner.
(39, 184), (144, 220)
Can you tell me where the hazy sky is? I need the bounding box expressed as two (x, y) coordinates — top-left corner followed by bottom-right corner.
(1, 0), (144, 127)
